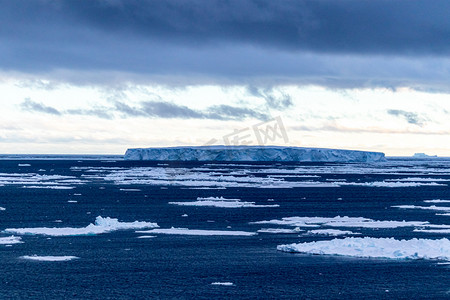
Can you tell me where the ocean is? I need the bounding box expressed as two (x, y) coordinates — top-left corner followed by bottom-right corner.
(0, 157), (449, 299)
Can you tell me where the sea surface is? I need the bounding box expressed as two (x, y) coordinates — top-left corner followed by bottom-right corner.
(1, 157), (449, 299)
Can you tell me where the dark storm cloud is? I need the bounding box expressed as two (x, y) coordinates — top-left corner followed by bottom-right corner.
(1, 0), (449, 89)
(387, 109), (426, 126)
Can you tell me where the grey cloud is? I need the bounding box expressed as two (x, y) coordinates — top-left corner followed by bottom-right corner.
(1, 1), (450, 91)
(118, 101), (269, 120)
(387, 110), (426, 126)
(206, 105), (269, 121)
(20, 99), (62, 115)
(140, 101), (204, 119)
(21, 99), (268, 121)
(247, 87), (293, 110)
(66, 108), (114, 120)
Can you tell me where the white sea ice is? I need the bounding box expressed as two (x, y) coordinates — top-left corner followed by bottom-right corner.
(306, 229), (360, 236)
(385, 177), (449, 182)
(137, 235), (156, 239)
(257, 228), (303, 234)
(251, 216), (428, 229)
(22, 185), (75, 190)
(4, 216), (159, 236)
(339, 181), (446, 187)
(20, 255), (79, 261)
(137, 227), (256, 236)
(278, 237), (450, 260)
(414, 229), (450, 234)
(0, 236), (23, 245)
(424, 200), (450, 203)
(0, 207), (5, 211)
(393, 205), (450, 212)
(211, 282), (234, 286)
(169, 196), (279, 208)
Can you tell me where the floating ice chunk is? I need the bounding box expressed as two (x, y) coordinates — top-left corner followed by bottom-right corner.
(385, 177), (448, 182)
(181, 214), (188, 217)
(137, 227), (256, 236)
(137, 235), (156, 239)
(251, 216), (429, 229)
(18, 164), (31, 167)
(257, 228), (303, 234)
(211, 282), (234, 286)
(306, 229), (360, 236)
(67, 200), (77, 203)
(4, 216), (159, 236)
(278, 237), (450, 260)
(393, 205), (450, 212)
(0, 236), (23, 245)
(22, 185), (75, 190)
(0, 207), (5, 211)
(424, 200), (450, 203)
(170, 196), (279, 208)
(21, 255), (78, 261)
(120, 188), (141, 192)
(340, 181), (446, 187)
(414, 229), (450, 234)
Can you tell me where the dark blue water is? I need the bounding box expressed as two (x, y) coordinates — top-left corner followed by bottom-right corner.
(0, 159), (449, 299)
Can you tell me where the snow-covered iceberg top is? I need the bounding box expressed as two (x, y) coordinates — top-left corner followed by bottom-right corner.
(3, 216), (159, 236)
(124, 146), (386, 163)
(278, 237), (450, 260)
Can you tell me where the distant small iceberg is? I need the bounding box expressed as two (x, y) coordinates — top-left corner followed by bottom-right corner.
(412, 153), (438, 158)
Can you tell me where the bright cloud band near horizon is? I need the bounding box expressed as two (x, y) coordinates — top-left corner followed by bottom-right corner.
(0, 0), (449, 156)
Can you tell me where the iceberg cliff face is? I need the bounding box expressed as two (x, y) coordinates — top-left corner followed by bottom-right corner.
(124, 146), (385, 162)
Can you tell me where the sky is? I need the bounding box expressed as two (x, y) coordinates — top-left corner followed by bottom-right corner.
(0, 0), (449, 156)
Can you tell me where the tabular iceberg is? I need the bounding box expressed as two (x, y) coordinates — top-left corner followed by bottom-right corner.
(124, 146), (385, 162)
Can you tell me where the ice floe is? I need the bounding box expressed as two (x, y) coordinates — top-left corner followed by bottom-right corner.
(393, 205), (450, 212)
(277, 237), (450, 260)
(211, 282), (234, 286)
(413, 229), (450, 234)
(136, 227), (256, 236)
(385, 177), (449, 182)
(4, 216), (159, 236)
(0, 207), (5, 211)
(20, 255), (79, 262)
(339, 181), (446, 187)
(305, 229), (360, 236)
(169, 196), (279, 208)
(424, 199), (450, 203)
(251, 216), (428, 229)
(0, 236), (23, 245)
(257, 228), (303, 234)
(137, 235), (156, 239)
(22, 185), (75, 189)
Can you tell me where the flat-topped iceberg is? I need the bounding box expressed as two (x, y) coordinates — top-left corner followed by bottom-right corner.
(124, 146), (385, 162)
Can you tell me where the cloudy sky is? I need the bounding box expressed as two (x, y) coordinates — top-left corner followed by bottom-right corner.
(1, 0), (449, 155)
